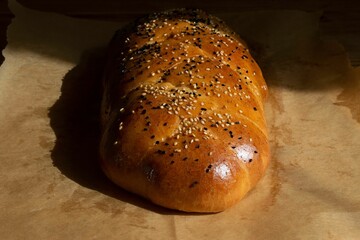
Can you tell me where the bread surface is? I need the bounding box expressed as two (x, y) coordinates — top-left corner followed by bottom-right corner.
(100, 9), (270, 212)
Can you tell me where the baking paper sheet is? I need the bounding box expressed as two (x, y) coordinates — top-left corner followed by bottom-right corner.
(1, 1), (359, 239)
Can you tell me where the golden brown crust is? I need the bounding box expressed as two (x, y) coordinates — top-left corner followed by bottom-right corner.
(99, 9), (270, 212)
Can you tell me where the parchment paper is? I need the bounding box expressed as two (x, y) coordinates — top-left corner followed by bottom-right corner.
(1, 1), (360, 239)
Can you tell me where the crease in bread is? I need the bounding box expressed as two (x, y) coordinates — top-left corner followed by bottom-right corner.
(100, 8), (270, 212)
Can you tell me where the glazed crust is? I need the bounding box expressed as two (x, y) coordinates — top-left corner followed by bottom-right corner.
(99, 9), (270, 212)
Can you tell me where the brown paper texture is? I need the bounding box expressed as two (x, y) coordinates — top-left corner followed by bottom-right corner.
(1, 1), (359, 239)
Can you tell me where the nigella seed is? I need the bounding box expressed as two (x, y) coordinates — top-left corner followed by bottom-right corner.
(189, 181), (199, 188)
(183, 157), (188, 161)
(157, 150), (166, 154)
(141, 109), (147, 114)
(229, 131), (234, 138)
(151, 135), (155, 139)
(170, 161), (175, 164)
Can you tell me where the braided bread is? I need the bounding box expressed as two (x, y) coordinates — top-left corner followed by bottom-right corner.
(99, 9), (270, 212)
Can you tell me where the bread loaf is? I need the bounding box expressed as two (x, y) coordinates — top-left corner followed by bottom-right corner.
(99, 9), (270, 212)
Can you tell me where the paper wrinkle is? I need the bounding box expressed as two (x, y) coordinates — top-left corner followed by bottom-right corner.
(1, 0), (360, 239)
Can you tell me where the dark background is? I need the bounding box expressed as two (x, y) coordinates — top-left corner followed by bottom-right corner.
(1, 0), (360, 65)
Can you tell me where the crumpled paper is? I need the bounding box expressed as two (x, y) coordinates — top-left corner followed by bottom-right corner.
(1, 1), (359, 239)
